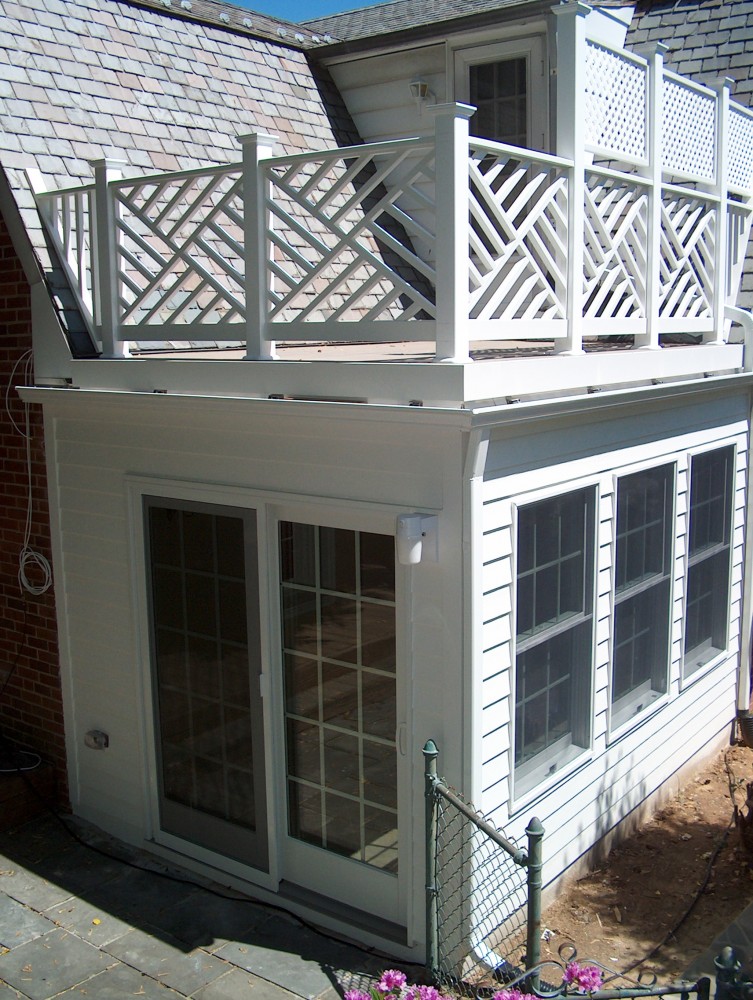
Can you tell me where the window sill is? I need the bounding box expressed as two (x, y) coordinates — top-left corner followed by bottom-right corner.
(608, 687), (668, 744)
(510, 742), (592, 818)
(681, 643), (729, 689)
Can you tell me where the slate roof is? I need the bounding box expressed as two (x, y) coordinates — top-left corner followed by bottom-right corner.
(304, 0), (544, 45)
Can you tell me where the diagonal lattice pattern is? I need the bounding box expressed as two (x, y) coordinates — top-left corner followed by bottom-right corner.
(662, 75), (716, 181)
(114, 167), (246, 329)
(729, 107), (753, 192)
(266, 141), (436, 326)
(584, 41), (647, 162)
(468, 145), (568, 324)
(659, 193), (715, 319)
(583, 171), (649, 323)
(433, 788), (528, 997)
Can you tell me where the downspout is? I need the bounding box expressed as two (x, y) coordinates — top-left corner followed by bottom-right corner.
(726, 305), (753, 715)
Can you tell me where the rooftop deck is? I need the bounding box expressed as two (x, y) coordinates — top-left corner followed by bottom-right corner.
(28, 4), (753, 407)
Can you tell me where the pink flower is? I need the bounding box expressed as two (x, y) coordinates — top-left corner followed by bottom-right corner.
(564, 963), (603, 993)
(415, 987), (441, 1000)
(345, 991), (372, 1000)
(378, 971), (408, 993)
(492, 989), (527, 1000)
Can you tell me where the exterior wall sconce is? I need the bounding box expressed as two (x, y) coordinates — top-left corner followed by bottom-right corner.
(396, 513), (439, 565)
(409, 78), (432, 110)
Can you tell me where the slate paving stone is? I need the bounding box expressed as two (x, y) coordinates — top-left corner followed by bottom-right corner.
(57, 961), (185, 998)
(44, 895), (134, 948)
(0, 893), (57, 949)
(143, 890), (268, 950)
(193, 967), (300, 1000)
(0, 927), (113, 1000)
(0, 866), (75, 912)
(214, 915), (364, 1000)
(85, 866), (200, 925)
(26, 842), (123, 897)
(103, 927), (229, 995)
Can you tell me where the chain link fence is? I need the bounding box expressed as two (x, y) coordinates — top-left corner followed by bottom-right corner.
(424, 741), (543, 996)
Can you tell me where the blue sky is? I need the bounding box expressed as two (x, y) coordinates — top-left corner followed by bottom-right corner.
(233, 0), (381, 21)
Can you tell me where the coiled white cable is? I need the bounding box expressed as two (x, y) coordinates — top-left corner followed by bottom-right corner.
(5, 350), (52, 596)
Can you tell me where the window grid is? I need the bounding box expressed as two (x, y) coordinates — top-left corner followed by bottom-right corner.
(280, 524), (398, 873)
(611, 465), (674, 726)
(149, 507), (256, 830)
(684, 447), (734, 674)
(514, 488), (595, 790)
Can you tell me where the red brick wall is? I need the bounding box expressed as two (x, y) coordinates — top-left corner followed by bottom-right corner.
(0, 210), (69, 808)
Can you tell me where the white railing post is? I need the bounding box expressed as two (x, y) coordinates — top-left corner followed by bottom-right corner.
(91, 158), (126, 358)
(239, 132), (278, 360)
(710, 78), (732, 344)
(633, 42), (667, 350)
(552, 1), (590, 356)
(426, 102), (474, 363)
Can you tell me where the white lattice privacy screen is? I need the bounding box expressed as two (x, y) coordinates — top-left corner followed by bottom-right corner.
(661, 73), (716, 181)
(730, 107), (753, 192)
(583, 40), (648, 162)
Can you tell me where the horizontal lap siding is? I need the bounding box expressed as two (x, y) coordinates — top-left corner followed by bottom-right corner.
(477, 394), (748, 890)
(47, 395), (454, 846)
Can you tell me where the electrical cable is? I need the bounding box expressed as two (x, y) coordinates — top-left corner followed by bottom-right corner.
(4, 349), (52, 596)
(2, 739), (419, 974)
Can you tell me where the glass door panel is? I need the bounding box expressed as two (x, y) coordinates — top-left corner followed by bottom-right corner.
(146, 500), (268, 871)
(280, 523), (399, 879)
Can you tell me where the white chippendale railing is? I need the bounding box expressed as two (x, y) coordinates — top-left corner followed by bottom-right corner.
(30, 2), (753, 362)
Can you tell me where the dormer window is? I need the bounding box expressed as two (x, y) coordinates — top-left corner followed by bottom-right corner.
(454, 36), (547, 151)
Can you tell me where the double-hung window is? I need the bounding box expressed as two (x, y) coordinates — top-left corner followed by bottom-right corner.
(514, 487), (595, 795)
(684, 447), (735, 677)
(611, 465), (674, 730)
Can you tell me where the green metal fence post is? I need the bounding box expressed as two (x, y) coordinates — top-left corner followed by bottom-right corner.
(424, 739), (439, 984)
(525, 816), (544, 991)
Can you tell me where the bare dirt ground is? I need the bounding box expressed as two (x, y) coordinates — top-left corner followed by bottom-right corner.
(540, 742), (753, 984)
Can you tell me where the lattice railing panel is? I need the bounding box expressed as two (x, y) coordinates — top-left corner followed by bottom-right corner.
(659, 191), (715, 320)
(37, 185), (95, 324)
(662, 74), (716, 181)
(730, 107), (753, 192)
(583, 171), (648, 325)
(113, 167), (246, 328)
(265, 141), (436, 325)
(584, 41), (647, 162)
(468, 145), (568, 324)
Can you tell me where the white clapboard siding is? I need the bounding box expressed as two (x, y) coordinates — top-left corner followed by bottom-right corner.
(477, 388), (749, 891)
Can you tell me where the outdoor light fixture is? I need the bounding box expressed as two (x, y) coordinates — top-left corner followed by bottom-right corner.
(396, 513), (439, 565)
(409, 78), (432, 110)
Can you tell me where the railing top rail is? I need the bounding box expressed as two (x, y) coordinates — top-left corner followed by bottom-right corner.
(265, 135), (433, 170)
(585, 34), (649, 71)
(429, 773), (528, 866)
(109, 161), (242, 192)
(468, 137), (573, 170)
(36, 182), (96, 200)
(663, 67), (718, 101)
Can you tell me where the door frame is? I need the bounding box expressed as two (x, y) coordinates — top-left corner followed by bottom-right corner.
(268, 498), (412, 930)
(128, 476), (415, 929)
